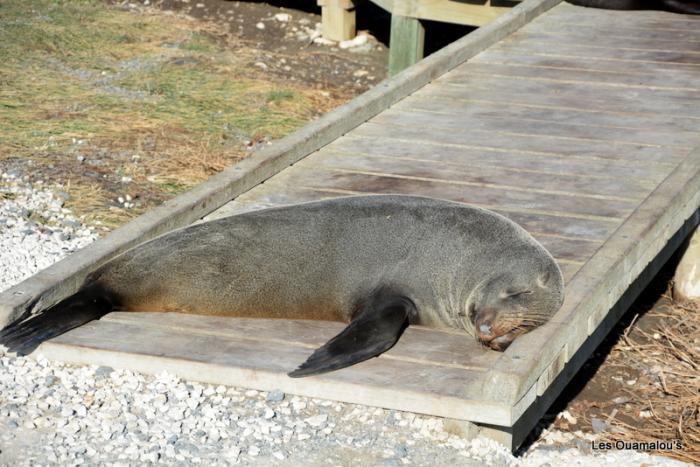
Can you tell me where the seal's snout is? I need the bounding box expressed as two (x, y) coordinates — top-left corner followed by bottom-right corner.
(478, 323), (492, 337)
(472, 308), (499, 342)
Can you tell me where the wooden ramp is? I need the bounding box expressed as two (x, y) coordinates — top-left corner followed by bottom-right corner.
(2, 0), (700, 449)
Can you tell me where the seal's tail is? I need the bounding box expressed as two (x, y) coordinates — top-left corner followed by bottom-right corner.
(0, 285), (114, 355)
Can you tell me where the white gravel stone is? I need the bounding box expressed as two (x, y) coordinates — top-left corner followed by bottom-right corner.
(266, 389), (285, 402)
(305, 414), (327, 428)
(0, 181), (97, 293)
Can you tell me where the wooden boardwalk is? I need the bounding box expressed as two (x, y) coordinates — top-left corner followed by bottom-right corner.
(2, 0), (700, 449)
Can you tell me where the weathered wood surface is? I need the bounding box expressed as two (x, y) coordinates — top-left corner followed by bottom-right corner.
(388, 15), (426, 76)
(12, 0), (700, 450)
(371, 0), (512, 26)
(318, 0), (356, 42)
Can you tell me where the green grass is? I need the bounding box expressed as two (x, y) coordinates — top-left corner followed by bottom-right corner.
(0, 0), (319, 156)
(266, 90), (296, 103)
(179, 32), (220, 53)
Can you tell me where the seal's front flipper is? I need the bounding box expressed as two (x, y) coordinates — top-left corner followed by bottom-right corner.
(288, 289), (414, 378)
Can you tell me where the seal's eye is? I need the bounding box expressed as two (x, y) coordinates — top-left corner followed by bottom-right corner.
(467, 302), (477, 321)
(502, 290), (532, 300)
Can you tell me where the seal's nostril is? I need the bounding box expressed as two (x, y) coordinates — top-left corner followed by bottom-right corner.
(479, 323), (492, 335)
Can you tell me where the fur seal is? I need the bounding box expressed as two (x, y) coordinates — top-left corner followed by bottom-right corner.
(566, 0), (700, 14)
(0, 195), (564, 377)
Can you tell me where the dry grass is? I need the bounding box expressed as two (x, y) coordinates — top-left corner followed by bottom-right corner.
(595, 295), (700, 464)
(62, 182), (131, 229)
(0, 0), (345, 229)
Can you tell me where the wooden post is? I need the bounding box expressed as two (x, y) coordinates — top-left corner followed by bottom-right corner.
(318, 0), (356, 42)
(673, 226), (700, 302)
(388, 14), (425, 76)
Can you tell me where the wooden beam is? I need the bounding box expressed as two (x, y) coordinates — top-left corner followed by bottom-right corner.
(318, 0), (357, 42)
(371, 0), (512, 27)
(389, 15), (425, 75)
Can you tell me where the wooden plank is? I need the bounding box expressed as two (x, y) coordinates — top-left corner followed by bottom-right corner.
(509, 27), (700, 53)
(324, 135), (671, 183)
(100, 312), (501, 370)
(354, 121), (689, 165)
(474, 46), (700, 81)
(451, 60), (700, 93)
(370, 106), (700, 149)
(298, 150), (656, 199)
(521, 18), (700, 42)
(503, 204), (700, 449)
(389, 15), (425, 76)
(0, 0), (566, 329)
(426, 78), (700, 120)
(40, 316), (514, 425)
(544, 3), (700, 29)
(388, 0), (511, 26)
(491, 38), (700, 66)
(318, 0), (357, 42)
(269, 164), (635, 219)
(397, 95), (700, 141)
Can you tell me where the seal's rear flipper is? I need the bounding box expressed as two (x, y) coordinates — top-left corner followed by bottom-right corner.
(0, 285), (113, 356)
(288, 289), (414, 378)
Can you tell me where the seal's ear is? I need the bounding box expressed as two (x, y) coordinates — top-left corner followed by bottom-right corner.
(288, 288), (413, 378)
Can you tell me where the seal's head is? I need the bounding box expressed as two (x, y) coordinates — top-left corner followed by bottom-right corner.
(462, 262), (564, 351)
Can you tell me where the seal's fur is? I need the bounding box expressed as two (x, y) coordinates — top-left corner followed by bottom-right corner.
(0, 196), (564, 376)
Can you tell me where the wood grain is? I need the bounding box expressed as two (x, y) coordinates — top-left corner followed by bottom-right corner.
(324, 134), (670, 183)
(354, 121), (689, 165)
(434, 76), (700, 118)
(370, 106), (699, 149)
(263, 165), (631, 225)
(298, 150), (655, 199)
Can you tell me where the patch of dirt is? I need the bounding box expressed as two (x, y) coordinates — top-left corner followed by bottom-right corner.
(154, 0), (390, 96)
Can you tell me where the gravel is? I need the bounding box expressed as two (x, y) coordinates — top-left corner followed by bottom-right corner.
(0, 176), (690, 466)
(0, 173), (97, 293)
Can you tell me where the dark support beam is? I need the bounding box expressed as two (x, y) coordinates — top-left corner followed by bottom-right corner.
(388, 15), (425, 76)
